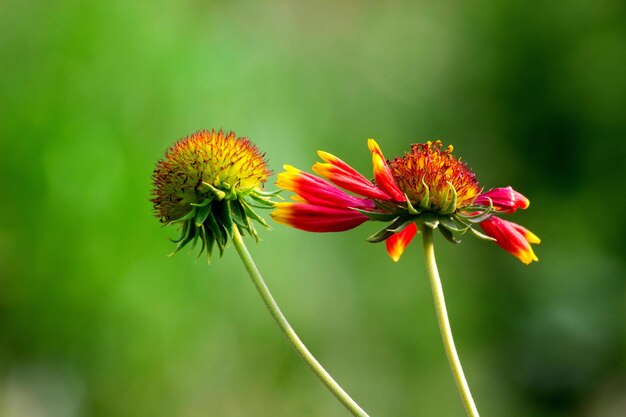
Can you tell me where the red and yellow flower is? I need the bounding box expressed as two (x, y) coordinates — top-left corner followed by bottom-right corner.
(271, 140), (540, 264)
(152, 129), (275, 260)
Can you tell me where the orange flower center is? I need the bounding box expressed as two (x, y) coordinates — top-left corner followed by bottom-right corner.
(388, 141), (480, 211)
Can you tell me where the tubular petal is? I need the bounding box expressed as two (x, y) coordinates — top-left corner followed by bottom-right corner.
(312, 162), (392, 200)
(509, 221), (541, 244)
(368, 139), (406, 202)
(480, 216), (539, 264)
(475, 187), (530, 213)
(271, 202), (369, 232)
(276, 165), (375, 210)
(317, 150), (368, 180)
(385, 222), (418, 262)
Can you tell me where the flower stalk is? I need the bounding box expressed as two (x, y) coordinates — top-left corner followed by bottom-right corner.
(422, 226), (479, 417)
(153, 130), (369, 415)
(231, 224), (370, 417)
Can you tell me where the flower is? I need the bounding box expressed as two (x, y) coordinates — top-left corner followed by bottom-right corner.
(271, 139), (540, 264)
(152, 129), (275, 260)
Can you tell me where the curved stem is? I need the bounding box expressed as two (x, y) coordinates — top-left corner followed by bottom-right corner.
(421, 227), (480, 417)
(231, 225), (370, 417)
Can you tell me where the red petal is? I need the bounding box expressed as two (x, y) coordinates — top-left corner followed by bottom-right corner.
(475, 186), (530, 213)
(385, 222), (418, 262)
(271, 203), (369, 232)
(480, 216), (539, 264)
(368, 139), (406, 202)
(276, 165), (375, 210)
(313, 157), (391, 200)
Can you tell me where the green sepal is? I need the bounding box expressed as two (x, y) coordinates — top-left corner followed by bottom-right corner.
(366, 228), (396, 243)
(439, 225), (461, 244)
(169, 221), (196, 256)
(203, 226), (216, 264)
(404, 195), (420, 215)
(199, 182), (226, 200)
(254, 188), (283, 197)
(387, 219), (415, 233)
(191, 225), (201, 248)
(463, 210), (493, 224)
(205, 211), (227, 250)
(469, 226), (496, 241)
(439, 182), (458, 215)
(190, 199), (212, 207)
(215, 200), (234, 237)
(170, 220), (190, 243)
(230, 200), (252, 233)
(422, 212), (439, 229)
(165, 186), (279, 260)
(247, 201), (274, 210)
(366, 217), (400, 243)
(461, 197), (494, 223)
(167, 207), (196, 225)
(366, 216), (411, 243)
(438, 215), (468, 234)
(196, 224), (207, 257)
(249, 192), (278, 207)
(353, 208), (399, 222)
(241, 199), (270, 229)
(194, 202), (212, 227)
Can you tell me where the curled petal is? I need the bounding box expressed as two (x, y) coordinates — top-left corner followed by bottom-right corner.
(276, 165), (375, 210)
(368, 139), (406, 202)
(480, 216), (540, 264)
(316, 150), (368, 180)
(385, 222), (418, 262)
(475, 186), (530, 213)
(313, 151), (392, 200)
(271, 202), (369, 232)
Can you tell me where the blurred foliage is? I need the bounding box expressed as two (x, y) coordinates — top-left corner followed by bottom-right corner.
(1, 0), (625, 416)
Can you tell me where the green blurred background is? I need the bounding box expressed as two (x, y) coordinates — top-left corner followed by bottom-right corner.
(1, 0), (625, 416)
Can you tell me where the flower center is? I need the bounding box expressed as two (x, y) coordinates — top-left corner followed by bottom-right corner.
(387, 141), (480, 211)
(152, 130), (270, 222)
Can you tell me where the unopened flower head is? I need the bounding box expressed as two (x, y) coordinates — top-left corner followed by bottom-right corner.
(272, 139), (540, 264)
(152, 129), (275, 260)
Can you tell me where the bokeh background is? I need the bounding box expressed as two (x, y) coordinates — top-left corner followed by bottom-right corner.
(1, 0), (625, 416)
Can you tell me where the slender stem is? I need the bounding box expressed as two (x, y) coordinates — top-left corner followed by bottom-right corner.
(231, 225), (370, 417)
(421, 227), (480, 417)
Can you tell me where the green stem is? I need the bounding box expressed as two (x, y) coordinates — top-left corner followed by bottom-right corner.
(231, 225), (370, 417)
(421, 227), (480, 417)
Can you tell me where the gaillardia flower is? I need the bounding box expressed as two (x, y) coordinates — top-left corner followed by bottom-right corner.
(152, 129), (275, 260)
(271, 140), (540, 264)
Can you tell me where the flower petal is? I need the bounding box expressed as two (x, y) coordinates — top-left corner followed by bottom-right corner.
(474, 186), (530, 213)
(276, 165), (376, 210)
(368, 139), (406, 202)
(385, 222), (418, 262)
(480, 216), (540, 264)
(271, 202), (369, 232)
(313, 151), (392, 200)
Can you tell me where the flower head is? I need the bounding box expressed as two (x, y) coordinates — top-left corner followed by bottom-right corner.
(271, 139), (540, 264)
(152, 129), (275, 260)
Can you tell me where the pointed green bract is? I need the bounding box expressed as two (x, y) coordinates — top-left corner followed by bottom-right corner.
(405, 196), (421, 215)
(439, 225), (461, 244)
(438, 215), (467, 234)
(422, 212), (439, 229)
(439, 182), (458, 215)
(353, 208), (399, 222)
(165, 188), (274, 261)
